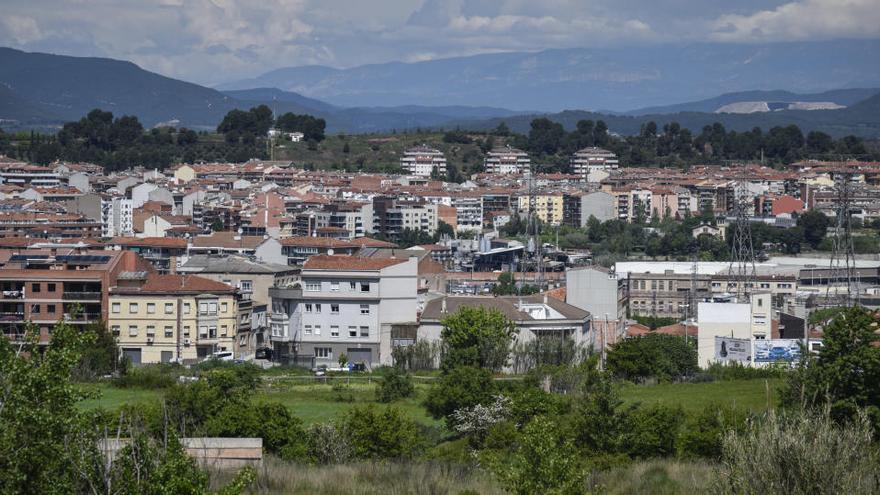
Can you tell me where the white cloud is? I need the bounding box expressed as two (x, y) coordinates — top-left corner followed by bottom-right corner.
(710, 0), (880, 42)
(1, 16), (42, 44)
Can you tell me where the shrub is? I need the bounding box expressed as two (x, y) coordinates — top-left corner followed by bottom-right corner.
(440, 307), (517, 372)
(621, 404), (685, 459)
(424, 366), (496, 427)
(705, 362), (785, 381)
(340, 406), (424, 460)
(606, 333), (697, 382)
(112, 364), (180, 389)
(306, 423), (353, 465)
(712, 408), (880, 494)
(376, 367), (415, 403)
(678, 405), (749, 460)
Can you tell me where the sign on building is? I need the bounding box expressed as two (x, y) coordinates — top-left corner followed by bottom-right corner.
(714, 336), (751, 363)
(753, 339), (802, 363)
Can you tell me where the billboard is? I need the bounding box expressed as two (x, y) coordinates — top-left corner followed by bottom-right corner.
(714, 336), (752, 363)
(753, 339), (802, 363)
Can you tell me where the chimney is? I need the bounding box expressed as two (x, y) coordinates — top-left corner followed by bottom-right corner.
(441, 297), (447, 314)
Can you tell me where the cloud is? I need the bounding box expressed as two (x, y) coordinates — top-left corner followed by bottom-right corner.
(710, 0), (880, 42)
(0, 0), (875, 85)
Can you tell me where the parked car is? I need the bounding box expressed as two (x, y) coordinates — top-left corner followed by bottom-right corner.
(313, 364), (328, 376)
(210, 351), (234, 362)
(255, 347), (273, 360)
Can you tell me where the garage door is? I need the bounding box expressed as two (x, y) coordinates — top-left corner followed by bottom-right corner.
(122, 348), (142, 366)
(347, 348), (372, 368)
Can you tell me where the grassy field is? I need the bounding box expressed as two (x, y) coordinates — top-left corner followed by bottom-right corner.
(79, 377), (778, 422)
(619, 378), (781, 414)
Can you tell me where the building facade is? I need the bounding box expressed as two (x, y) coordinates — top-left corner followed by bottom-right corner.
(400, 146), (447, 177)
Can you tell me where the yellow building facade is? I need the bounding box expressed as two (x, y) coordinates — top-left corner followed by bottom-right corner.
(108, 274), (238, 364)
(517, 194), (564, 225)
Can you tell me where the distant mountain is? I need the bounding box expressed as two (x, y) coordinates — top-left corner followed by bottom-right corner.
(0, 47), (238, 128)
(218, 39), (880, 112)
(627, 88), (880, 115)
(222, 88), (339, 113)
(456, 91), (880, 138)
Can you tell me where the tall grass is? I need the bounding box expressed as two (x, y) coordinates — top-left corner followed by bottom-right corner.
(712, 408), (880, 494)
(210, 458), (505, 495)
(594, 460), (715, 495)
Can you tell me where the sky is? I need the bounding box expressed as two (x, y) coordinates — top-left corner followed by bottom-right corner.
(1, 0), (878, 86)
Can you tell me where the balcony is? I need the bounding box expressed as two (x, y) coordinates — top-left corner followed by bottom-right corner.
(62, 291), (102, 301)
(63, 312), (102, 322)
(1, 291), (23, 299)
(269, 287), (302, 300)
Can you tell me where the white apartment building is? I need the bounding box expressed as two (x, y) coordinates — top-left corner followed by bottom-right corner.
(101, 197), (134, 237)
(268, 255), (418, 368)
(400, 146), (447, 177)
(484, 146), (530, 174)
(570, 147), (619, 181)
(451, 194), (483, 232)
(696, 292), (773, 368)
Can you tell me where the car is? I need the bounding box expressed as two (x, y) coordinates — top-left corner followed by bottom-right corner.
(255, 347), (273, 360)
(210, 351), (234, 362)
(768, 346), (790, 360)
(313, 364), (328, 376)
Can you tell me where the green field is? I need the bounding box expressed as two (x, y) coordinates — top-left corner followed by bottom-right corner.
(80, 377), (778, 421)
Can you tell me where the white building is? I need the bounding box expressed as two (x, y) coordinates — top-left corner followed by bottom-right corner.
(268, 255), (419, 368)
(484, 146), (530, 174)
(451, 194), (483, 232)
(101, 197), (134, 237)
(696, 292), (773, 368)
(400, 146), (447, 177)
(570, 147), (618, 181)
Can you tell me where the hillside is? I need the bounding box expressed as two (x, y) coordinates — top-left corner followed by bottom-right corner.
(218, 39), (880, 112)
(627, 88), (880, 115)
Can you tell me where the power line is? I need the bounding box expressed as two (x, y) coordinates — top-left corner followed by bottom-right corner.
(727, 163), (757, 303)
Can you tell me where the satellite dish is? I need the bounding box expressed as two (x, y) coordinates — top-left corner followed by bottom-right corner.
(327, 248), (334, 255)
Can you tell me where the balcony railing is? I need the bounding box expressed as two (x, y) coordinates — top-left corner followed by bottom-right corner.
(1, 291), (23, 299)
(62, 291), (102, 300)
(63, 312), (102, 322)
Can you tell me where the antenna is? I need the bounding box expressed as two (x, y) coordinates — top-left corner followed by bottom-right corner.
(826, 163), (857, 307)
(727, 163), (757, 303)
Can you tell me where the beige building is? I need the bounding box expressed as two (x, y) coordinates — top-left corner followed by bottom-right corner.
(109, 273), (239, 364)
(517, 194), (564, 225)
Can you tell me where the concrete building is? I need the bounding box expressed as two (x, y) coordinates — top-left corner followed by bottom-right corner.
(485, 146), (530, 174)
(400, 146), (447, 177)
(109, 273), (239, 364)
(517, 194), (564, 225)
(450, 193), (483, 232)
(563, 190), (616, 227)
(696, 292), (773, 368)
(268, 255), (418, 368)
(570, 147), (619, 181)
(101, 197), (134, 237)
(566, 265), (627, 348)
(372, 198), (438, 240)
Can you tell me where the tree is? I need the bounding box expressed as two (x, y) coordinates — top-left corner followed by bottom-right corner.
(424, 366), (496, 427)
(275, 112), (326, 141)
(487, 416), (586, 495)
(375, 367), (415, 403)
(440, 306), (517, 371)
(781, 307), (880, 431)
(527, 118), (565, 155)
(797, 209), (830, 249)
(340, 406), (423, 459)
(606, 333), (698, 382)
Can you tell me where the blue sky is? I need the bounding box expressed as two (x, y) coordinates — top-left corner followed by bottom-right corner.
(1, 0), (878, 85)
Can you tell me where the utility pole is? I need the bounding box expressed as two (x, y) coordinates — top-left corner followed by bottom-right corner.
(727, 163), (757, 303)
(826, 165), (857, 307)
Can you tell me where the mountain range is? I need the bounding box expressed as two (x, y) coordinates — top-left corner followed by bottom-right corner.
(0, 45), (879, 138)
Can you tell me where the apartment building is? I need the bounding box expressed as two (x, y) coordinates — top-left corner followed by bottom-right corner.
(450, 193), (483, 232)
(570, 147), (618, 181)
(517, 194), (564, 225)
(372, 197), (438, 240)
(0, 249), (147, 343)
(562, 191), (616, 227)
(566, 265), (629, 348)
(626, 271), (712, 319)
(107, 237), (187, 273)
(0, 162), (63, 187)
(101, 197), (134, 237)
(268, 255), (418, 368)
(485, 146), (530, 174)
(400, 146), (447, 177)
(0, 212), (102, 238)
(109, 273), (239, 364)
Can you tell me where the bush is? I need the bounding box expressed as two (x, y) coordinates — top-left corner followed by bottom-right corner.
(376, 367), (415, 403)
(112, 364), (180, 389)
(424, 366), (496, 427)
(705, 362), (785, 381)
(712, 408), (880, 494)
(306, 423), (353, 465)
(621, 404), (684, 459)
(678, 405), (749, 460)
(606, 333), (697, 382)
(340, 406), (424, 460)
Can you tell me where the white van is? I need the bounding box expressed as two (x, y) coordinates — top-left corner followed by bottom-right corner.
(210, 351), (234, 362)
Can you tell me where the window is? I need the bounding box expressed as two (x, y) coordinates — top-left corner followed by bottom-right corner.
(129, 303), (138, 313)
(46, 304), (55, 314)
(330, 281), (340, 292)
(221, 302), (228, 313)
(331, 304), (339, 314)
(757, 298), (763, 307)
(348, 326), (357, 337)
(31, 283), (40, 293)
(314, 325), (321, 336)
(111, 325), (120, 337)
(315, 303), (322, 313)
(147, 303), (156, 314)
(199, 326), (208, 338)
(360, 304), (369, 315)
(199, 302), (208, 314)
(112, 303), (120, 314)
(305, 303), (313, 313)
(349, 282), (356, 291)
(331, 325), (339, 337)
(360, 283), (370, 292)
(221, 325), (228, 337)
(304, 325), (312, 335)
(209, 302), (217, 314)
(183, 303), (191, 314)
(129, 325), (138, 337)
(47, 283), (55, 292)
(360, 326), (369, 338)
(315, 347), (332, 359)
(164, 326), (173, 338)
(31, 304), (40, 314)
(240, 280), (253, 292)
(183, 326), (190, 337)
(165, 303), (174, 314)
(305, 282), (320, 292)
(209, 327), (217, 338)
(146, 325), (155, 336)
(760, 283), (770, 289)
